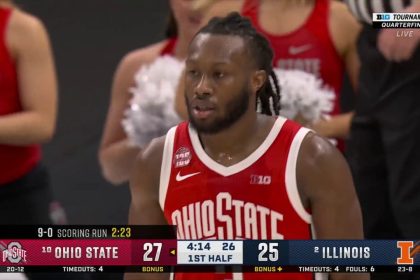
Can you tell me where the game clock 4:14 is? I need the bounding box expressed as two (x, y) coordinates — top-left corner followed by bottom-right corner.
(187, 242), (211, 251)
(186, 242), (237, 251)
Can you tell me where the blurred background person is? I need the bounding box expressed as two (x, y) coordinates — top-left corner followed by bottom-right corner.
(0, 1), (80, 279)
(345, 2), (420, 279)
(0, 0), (57, 225)
(11, 1), (174, 228)
(99, 0), (215, 185)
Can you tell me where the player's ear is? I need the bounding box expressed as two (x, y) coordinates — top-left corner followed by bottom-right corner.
(252, 70), (267, 94)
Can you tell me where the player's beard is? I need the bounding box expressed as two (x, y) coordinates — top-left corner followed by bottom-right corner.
(187, 85), (251, 134)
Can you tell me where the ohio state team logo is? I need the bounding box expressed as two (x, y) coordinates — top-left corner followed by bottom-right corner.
(174, 147), (192, 168)
(1, 241), (27, 263)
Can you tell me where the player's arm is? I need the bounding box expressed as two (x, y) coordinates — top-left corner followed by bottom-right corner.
(297, 133), (369, 280)
(99, 43), (164, 185)
(124, 136), (169, 280)
(0, 10), (57, 145)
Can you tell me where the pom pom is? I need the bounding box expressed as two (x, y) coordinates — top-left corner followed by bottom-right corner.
(274, 69), (335, 122)
(122, 56), (184, 147)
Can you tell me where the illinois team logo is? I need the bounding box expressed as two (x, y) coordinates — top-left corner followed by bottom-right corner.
(397, 241), (419, 265)
(174, 147), (192, 168)
(1, 241), (27, 264)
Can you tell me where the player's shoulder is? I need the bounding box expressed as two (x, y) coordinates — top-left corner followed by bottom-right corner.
(296, 131), (347, 202)
(298, 131), (342, 171)
(136, 125), (179, 169)
(130, 135), (166, 187)
(118, 40), (169, 74)
(139, 135), (167, 166)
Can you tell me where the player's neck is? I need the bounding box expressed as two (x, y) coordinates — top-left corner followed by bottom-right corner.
(198, 114), (272, 166)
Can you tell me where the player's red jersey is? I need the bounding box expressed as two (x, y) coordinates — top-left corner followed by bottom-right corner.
(161, 117), (315, 280)
(0, 7), (40, 184)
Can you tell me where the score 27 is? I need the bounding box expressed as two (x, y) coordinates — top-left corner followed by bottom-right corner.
(143, 242), (162, 262)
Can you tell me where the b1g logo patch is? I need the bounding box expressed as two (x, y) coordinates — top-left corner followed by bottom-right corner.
(174, 147), (192, 168)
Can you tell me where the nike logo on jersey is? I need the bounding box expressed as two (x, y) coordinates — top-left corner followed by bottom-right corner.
(289, 44), (312, 55)
(176, 171), (200, 182)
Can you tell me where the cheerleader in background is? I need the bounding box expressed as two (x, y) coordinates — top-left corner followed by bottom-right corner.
(0, 1), (77, 280)
(0, 0), (57, 227)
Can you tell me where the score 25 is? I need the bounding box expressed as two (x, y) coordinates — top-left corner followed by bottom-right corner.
(258, 242), (279, 262)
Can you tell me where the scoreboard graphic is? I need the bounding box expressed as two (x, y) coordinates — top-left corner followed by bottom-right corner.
(0, 226), (418, 274)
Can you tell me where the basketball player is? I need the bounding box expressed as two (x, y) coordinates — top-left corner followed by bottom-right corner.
(174, 0), (361, 151)
(126, 13), (368, 280)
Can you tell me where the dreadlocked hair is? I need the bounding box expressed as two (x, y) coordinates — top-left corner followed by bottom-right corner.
(198, 12), (281, 116)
